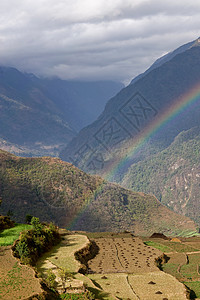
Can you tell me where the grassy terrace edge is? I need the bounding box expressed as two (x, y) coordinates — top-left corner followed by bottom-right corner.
(0, 223), (32, 246)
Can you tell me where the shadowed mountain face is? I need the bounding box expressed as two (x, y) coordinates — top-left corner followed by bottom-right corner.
(0, 67), (76, 156)
(60, 39), (200, 175)
(60, 38), (200, 226)
(39, 78), (124, 131)
(130, 39), (195, 85)
(0, 66), (123, 156)
(0, 149), (197, 236)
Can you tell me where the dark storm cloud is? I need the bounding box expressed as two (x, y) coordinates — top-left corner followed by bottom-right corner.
(0, 0), (200, 83)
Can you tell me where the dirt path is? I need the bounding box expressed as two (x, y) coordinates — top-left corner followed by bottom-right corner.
(126, 274), (140, 299)
(197, 264), (200, 276)
(185, 250), (200, 254)
(177, 253), (189, 274)
(113, 239), (125, 271)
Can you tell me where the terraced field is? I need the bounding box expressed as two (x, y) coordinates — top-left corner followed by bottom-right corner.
(37, 232), (89, 273)
(36, 232), (197, 299)
(86, 236), (188, 299)
(1, 224), (200, 299)
(37, 231), (90, 293)
(88, 271), (188, 299)
(0, 247), (42, 300)
(142, 236), (200, 298)
(88, 237), (161, 274)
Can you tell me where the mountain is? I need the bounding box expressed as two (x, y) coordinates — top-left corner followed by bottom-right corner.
(0, 67), (76, 156)
(130, 39), (195, 85)
(60, 38), (200, 173)
(121, 126), (200, 227)
(60, 37), (200, 225)
(0, 149), (197, 236)
(39, 78), (124, 131)
(0, 66), (123, 156)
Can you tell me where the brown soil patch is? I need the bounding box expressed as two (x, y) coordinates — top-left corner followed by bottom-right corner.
(0, 246), (42, 300)
(171, 238), (182, 243)
(165, 253), (186, 265)
(88, 237), (162, 274)
(150, 233), (169, 240)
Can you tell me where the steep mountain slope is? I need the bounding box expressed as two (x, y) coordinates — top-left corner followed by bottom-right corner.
(60, 38), (200, 175)
(39, 78), (124, 131)
(0, 149), (197, 236)
(0, 66), (123, 156)
(0, 67), (76, 156)
(130, 39), (195, 85)
(121, 126), (200, 227)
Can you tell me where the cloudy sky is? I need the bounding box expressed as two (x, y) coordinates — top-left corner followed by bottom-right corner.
(0, 0), (199, 84)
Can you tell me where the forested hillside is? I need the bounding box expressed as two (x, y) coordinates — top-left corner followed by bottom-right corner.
(0, 149), (197, 236)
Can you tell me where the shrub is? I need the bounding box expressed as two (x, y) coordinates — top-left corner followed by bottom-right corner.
(12, 218), (61, 265)
(31, 217), (44, 234)
(58, 267), (74, 290)
(15, 240), (29, 258)
(25, 214), (33, 224)
(0, 215), (15, 231)
(45, 269), (56, 289)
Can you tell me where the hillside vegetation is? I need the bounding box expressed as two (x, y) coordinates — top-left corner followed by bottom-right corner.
(121, 126), (200, 227)
(0, 149), (198, 236)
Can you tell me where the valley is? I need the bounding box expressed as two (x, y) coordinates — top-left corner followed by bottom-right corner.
(0, 33), (200, 300)
(0, 66), (123, 156)
(59, 38), (200, 231)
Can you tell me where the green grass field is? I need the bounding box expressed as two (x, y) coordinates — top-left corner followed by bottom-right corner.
(83, 232), (133, 239)
(183, 281), (200, 299)
(180, 253), (200, 280)
(144, 240), (172, 252)
(161, 241), (199, 253)
(162, 263), (182, 280)
(60, 293), (93, 299)
(37, 232), (90, 288)
(145, 239), (200, 253)
(0, 224), (32, 246)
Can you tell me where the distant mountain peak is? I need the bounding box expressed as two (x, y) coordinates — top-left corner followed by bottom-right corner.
(191, 37), (200, 47)
(130, 38), (196, 85)
(61, 37), (200, 178)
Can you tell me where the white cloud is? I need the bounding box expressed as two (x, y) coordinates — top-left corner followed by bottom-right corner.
(0, 0), (200, 83)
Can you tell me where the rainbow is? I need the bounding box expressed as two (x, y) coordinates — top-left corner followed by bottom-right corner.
(67, 184), (104, 230)
(104, 82), (200, 181)
(68, 81), (200, 229)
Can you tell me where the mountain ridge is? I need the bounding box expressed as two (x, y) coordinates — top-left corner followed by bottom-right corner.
(0, 149), (197, 236)
(0, 66), (123, 156)
(130, 38), (196, 85)
(60, 42), (200, 173)
(59, 38), (200, 227)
